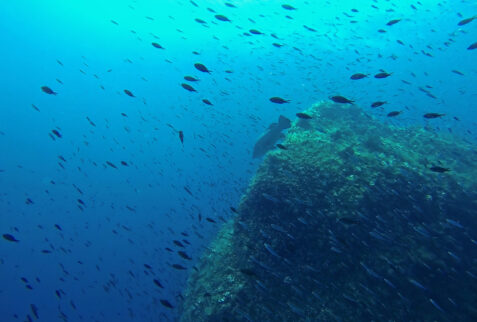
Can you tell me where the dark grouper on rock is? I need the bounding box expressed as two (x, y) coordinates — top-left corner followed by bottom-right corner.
(252, 115), (291, 158)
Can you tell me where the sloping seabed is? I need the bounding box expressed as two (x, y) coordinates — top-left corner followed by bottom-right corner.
(179, 102), (477, 322)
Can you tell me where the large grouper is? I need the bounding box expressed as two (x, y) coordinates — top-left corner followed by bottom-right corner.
(252, 115), (291, 158)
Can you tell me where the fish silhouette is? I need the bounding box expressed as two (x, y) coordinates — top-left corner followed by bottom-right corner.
(253, 115), (291, 158)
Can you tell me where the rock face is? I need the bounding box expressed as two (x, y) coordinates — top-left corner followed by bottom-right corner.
(179, 102), (477, 322)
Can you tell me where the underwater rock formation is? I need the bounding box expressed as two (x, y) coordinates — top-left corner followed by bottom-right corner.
(180, 101), (477, 321)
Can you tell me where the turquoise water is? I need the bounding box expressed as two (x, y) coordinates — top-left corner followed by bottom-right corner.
(0, 0), (476, 321)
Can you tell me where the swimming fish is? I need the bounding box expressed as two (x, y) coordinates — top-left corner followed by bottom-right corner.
(253, 115), (291, 158)
(371, 101), (387, 108)
(2, 233), (19, 242)
(184, 76), (199, 81)
(151, 42), (164, 49)
(375, 72), (392, 78)
(41, 86), (57, 95)
(458, 16), (476, 26)
(250, 29), (263, 35)
(423, 113), (445, 119)
(296, 112), (312, 119)
(179, 131), (184, 144)
(269, 97), (290, 104)
(181, 83), (197, 92)
(282, 4), (296, 10)
(194, 63), (211, 73)
(386, 19), (401, 26)
(350, 73), (367, 80)
(124, 89), (135, 97)
(202, 99), (213, 105)
(330, 95), (354, 104)
(215, 14), (230, 22)
(467, 42), (477, 50)
(429, 166), (450, 173)
(160, 299), (174, 309)
(387, 111), (401, 117)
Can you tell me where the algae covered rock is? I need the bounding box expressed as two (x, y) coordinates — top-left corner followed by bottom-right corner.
(180, 102), (477, 321)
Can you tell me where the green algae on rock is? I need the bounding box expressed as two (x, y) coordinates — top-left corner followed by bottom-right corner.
(179, 101), (477, 322)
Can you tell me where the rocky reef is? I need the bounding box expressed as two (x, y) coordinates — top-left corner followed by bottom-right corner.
(179, 101), (477, 321)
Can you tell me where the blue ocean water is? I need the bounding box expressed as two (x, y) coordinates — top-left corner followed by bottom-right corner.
(0, 0), (476, 321)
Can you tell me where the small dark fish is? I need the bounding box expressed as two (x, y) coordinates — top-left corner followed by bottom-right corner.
(106, 161), (117, 169)
(423, 113), (445, 119)
(429, 166), (450, 173)
(375, 72), (392, 78)
(276, 143), (287, 150)
(178, 251), (192, 260)
(214, 14), (230, 22)
(30, 304), (39, 319)
(160, 299), (174, 309)
(296, 112), (312, 119)
(195, 18), (206, 24)
(371, 101), (387, 108)
(86, 116), (96, 127)
(458, 17), (476, 26)
(206, 217), (217, 223)
(230, 207), (238, 214)
(184, 76), (199, 81)
(51, 129), (62, 138)
(184, 186), (192, 196)
(173, 240), (185, 248)
(153, 279), (164, 288)
(282, 4), (296, 10)
(194, 63), (211, 73)
(270, 97), (290, 104)
(54, 224), (62, 231)
(41, 249), (52, 254)
(41, 86), (57, 95)
(350, 73), (367, 80)
(330, 95), (354, 104)
(202, 99), (213, 105)
(387, 111), (401, 117)
(111, 20), (119, 25)
(124, 89), (135, 97)
(31, 104), (40, 112)
(181, 83), (197, 92)
(179, 131), (184, 144)
(303, 25), (317, 32)
(451, 70), (464, 76)
(272, 43), (283, 48)
(386, 19), (401, 26)
(468, 42), (477, 50)
(250, 29), (263, 35)
(3, 233), (19, 242)
(151, 42), (164, 49)
(121, 161), (128, 166)
(172, 264), (187, 270)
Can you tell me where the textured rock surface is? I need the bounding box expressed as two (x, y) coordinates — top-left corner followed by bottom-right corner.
(180, 102), (477, 321)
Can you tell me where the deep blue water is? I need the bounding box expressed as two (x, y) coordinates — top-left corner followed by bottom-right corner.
(0, 0), (476, 321)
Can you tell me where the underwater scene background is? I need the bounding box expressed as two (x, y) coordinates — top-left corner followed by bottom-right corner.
(0, 0), (476, 321)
